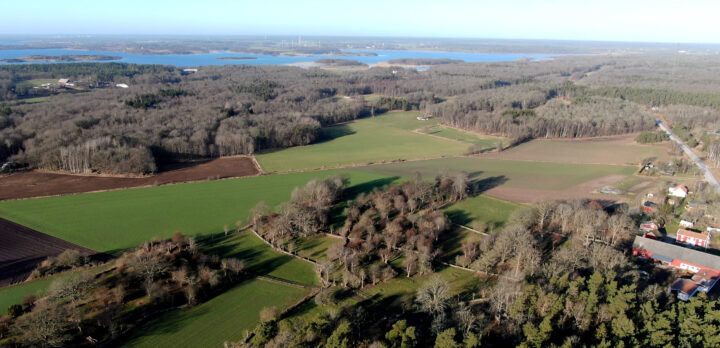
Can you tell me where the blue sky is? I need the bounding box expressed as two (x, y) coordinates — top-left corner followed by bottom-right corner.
(2, 0), (719, 43)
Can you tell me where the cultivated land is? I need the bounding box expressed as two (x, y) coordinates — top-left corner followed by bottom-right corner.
(255, 111), (469, 172)
(0, 156), (260, 201)
(0, 217), (98, 286)
(354, 157), (638, 203)
(481, 134), (670, 165)
(117, 278), (310, 348)
(0, 170), (395, 253)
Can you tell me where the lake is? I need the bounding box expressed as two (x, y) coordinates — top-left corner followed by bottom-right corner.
(0, 48), (557, 67)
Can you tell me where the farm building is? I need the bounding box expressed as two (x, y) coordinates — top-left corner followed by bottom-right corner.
(677, 229), (711, 248)
(680, 220), (695, 228)
(58, 78), (69, 86)
(633, 235), (720, 300)
(115, 83), (129, 88)
(669, 185), (689, 198)
(640, 221), (659, 232)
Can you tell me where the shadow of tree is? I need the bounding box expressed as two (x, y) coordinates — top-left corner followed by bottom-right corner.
(470, 175), (508, 194)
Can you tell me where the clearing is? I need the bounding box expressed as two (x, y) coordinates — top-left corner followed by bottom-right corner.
(117, 278), (310, 348)
(0, 170), (395, 253)
(0, 156), (260, 201)
(443, 194), (522, 230)
(255, 111), (469, 172)
(481, 134), (669, 165)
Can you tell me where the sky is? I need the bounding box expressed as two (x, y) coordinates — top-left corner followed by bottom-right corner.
(1, 0), (720, 43)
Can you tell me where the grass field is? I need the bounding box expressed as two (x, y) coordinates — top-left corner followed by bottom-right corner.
(202, 230), (318, 286)
(255, 111), (469, 172)
(483, 135), (669, 165)
(0, 276), (56, 313)
(443, 194), (522, 230)
(421, 125), (502, 149)
(354, 157), (637, 191)
(118, 278), (310, 348)
(0, 170), (395, 254)
(295, 235), (343, 262)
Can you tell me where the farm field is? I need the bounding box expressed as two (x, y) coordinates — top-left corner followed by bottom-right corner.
(0, 217), (98, 286)
(354, 157), (637, 203)
(481, 134), (669, 165)
(0, 156), (260, 201)
(0, 169), (395, 253)
(118, 278), (310, 348)
(420, 124), (502, 149)
(355, 157), (636, 191)
(255, 111), (469, 172)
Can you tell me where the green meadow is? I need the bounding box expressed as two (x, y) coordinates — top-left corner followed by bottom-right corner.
(118, 278), (310, 348)
(0, 170), (395, 254)
(255, 111), (469, 172)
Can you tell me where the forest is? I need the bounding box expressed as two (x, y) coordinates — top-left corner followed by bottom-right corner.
(3, 53), (720, 174)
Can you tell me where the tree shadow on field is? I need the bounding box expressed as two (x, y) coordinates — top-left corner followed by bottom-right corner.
(314, 124), (356, 144)
(470, 175), (508, 194)
(344, 176), (399, 199)
(444, 209), (472, 226)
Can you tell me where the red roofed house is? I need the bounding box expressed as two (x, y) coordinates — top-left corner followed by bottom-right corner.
(677, 229), (711, 248)
(669, 185), (689, 198)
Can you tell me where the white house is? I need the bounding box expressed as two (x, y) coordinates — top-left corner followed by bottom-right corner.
(115, 83), (129, 88)
(680, 220), (695, 228)
(669, 185), (689, 198)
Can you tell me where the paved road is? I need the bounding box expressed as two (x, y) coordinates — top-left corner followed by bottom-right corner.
(657, 120), (720, 193)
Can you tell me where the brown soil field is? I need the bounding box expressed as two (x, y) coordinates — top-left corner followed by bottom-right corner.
(0, 217), (100, 287)
(482, 134), (670, 166)
(0, 156), (260, 201)
(484, 174), (628, 204)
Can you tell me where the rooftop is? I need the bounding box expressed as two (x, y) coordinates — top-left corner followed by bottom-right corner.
(633, 236), (720, 270)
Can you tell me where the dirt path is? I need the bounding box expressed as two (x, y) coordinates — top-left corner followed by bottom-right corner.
(0, 156), (260, 201)
(0, 217), (102, 287)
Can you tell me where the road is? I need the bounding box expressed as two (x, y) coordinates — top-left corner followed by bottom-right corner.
(657, 120), (720, 193)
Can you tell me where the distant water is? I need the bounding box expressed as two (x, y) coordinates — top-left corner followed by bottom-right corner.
(0, 48), (557, 67)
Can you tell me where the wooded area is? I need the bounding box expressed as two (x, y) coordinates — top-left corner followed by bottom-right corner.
(3, 53), (720, 174)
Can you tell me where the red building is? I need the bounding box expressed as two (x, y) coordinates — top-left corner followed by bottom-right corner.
(633, 236), (720, 300)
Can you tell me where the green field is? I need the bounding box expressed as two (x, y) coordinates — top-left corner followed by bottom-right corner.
(0, 170), (395, 254)
(443, 194), (521, 230)
(202, 230), (318, 286)
(119, 278), (309, 348)
(354, 157), (637, 191)
(295, 235), (343, 262)
(421, 125), (502, 148)
(255, 111), (469, 172)
(0, 277), (56, 313)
